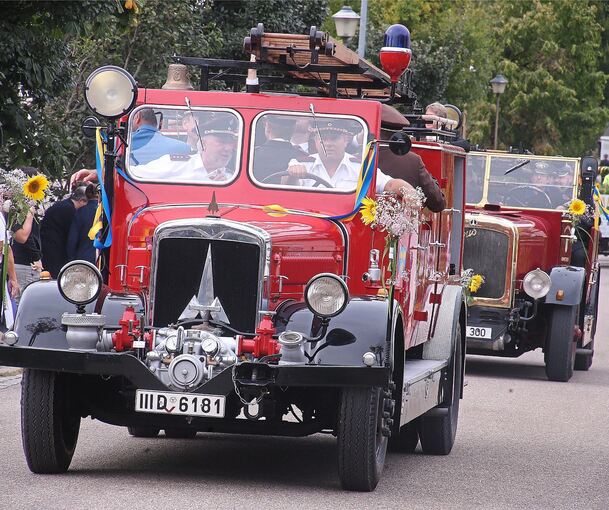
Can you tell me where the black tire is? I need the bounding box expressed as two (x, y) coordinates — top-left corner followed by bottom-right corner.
(419, 326), (462, 455)
(388, 420), (419, 453)
(127, 426), (160, 438)
(337, 386), (387, 492)
(575, 271), (599, 371)
(164, 428), (197, 439)
(545, 305), (577, 382)
(21, 369), (81, 474)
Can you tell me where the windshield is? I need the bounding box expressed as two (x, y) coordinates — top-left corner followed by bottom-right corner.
(466, 153), (578, 210)
(126, 106), (242, 184)
(250, 112), (368, 192)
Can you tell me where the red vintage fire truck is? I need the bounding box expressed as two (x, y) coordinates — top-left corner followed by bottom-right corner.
(0, 25), (467, 491)
(463, 150), (600, 381)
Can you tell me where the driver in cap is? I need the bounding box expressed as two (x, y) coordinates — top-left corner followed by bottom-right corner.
(286, 119), (413, 196)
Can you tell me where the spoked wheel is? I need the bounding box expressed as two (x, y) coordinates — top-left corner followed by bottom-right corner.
(419, 326), (463, 455)
(545, 305), (578, 382)
(127, 426), (160, 438)
(337, 386), (388, 492)
(21, 369), (81, 473)
(164, 428), (197, 439)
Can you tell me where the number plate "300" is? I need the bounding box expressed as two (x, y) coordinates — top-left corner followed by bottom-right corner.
(466, 326), (492, 339)
(135, 390), (225, 418)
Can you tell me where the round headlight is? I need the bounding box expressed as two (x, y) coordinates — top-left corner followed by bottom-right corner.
(522, 268), (551, 299)
(57, 261), (102, 306)
(304, 274), (349, 318)
(85, 66), (137, 119)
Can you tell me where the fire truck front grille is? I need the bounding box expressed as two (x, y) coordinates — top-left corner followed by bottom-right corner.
(152, 237), (261, 332)
(463, 228), (509, 299)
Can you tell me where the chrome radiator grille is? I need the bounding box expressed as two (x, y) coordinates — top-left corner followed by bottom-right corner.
(463, 227), (509, 299)
(150, 220), (268, 333)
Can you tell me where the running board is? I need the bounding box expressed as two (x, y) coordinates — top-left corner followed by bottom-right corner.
(400, 359), (448, 426)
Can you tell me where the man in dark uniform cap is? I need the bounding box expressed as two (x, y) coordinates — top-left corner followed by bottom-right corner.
(197, 115), (238, 181)
(253, 115), (310, 183)
(378, 104), (446, 212)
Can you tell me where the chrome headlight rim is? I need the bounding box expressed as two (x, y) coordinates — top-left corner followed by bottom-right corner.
(84, 65), (138, 120)
(522, 268), (551, 300)
(57, 260), (103, 306)
(304, 273), (349, 318)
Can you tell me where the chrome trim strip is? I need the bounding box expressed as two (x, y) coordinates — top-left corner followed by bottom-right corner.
(149, 218), (271, 326)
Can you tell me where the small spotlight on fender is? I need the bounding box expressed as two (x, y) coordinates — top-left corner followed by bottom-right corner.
(362, 351), (376, 367)
(556, 290), (565, 301)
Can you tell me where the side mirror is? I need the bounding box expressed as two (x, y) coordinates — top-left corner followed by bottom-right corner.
(81, 116), (100, 138)
(388, 130), (412, 155)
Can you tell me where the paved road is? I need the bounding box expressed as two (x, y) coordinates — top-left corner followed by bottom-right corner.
(2, 273), (609, 510)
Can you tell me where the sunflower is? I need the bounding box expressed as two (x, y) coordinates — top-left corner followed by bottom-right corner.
(469, 274), (484, 293)
(568, 198), (586, 216)
(360, 197), (377, 226)
(23, 174), (49, 201)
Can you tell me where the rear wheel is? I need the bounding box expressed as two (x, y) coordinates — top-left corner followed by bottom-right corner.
(388, 420), (419, 453)
(545, 305), (577, 382)
(127, 426), (160, 438)
(21, 369), (81, 473)
(337, 387), (387, 492)
(419, 326), (462, 455)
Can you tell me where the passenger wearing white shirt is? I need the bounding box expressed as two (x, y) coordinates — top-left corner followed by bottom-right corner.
(286, 120), (412, 197)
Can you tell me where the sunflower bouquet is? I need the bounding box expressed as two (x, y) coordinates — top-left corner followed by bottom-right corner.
(461, 268), (485, 304)
(0, 170), (49, 226)
(563, 198), (593, 226)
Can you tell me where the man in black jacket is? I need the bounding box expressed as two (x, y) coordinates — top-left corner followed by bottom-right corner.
(40, 184), (89, 278)
(67, 185), (98, 265)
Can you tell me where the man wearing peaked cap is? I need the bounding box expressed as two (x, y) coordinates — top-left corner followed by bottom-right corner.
(286, 115), (417, 197)
(195, 115), (238, 181)
(378, 104), (446, 212)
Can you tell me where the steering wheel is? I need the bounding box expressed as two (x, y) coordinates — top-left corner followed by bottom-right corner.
(505, 185), (553, 208)
(260, 171), (333, 188)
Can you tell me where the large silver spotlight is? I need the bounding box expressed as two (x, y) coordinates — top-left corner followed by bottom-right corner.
(522, 268), (551, 300)
(57, 261), (103, 306)
(85, 66), (137, 119)
(304, 273), (349, 318)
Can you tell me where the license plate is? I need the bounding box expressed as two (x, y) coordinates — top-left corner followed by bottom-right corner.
(467, 326), (492, 339)
(135, 390), (225, 418)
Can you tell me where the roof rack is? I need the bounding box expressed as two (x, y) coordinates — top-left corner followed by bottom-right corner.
(173, 24), (417, 105)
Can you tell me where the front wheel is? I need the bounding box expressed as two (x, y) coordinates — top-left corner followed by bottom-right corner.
(21, 369), (81, 473)
(337, 387), (388, 492)
(545, 305), (577, 382)
(419, 326), (463, 455)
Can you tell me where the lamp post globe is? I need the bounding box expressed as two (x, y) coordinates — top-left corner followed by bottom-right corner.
(332, 5), (360, 44)
(490, 74), (508, 149)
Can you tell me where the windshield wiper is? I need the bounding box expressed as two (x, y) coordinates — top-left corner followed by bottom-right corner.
(309, 103), (327, 157)
(504, 159), (530, 175)
(184, 96), (203, 152)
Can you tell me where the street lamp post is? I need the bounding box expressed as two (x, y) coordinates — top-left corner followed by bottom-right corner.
(332, 6), (360, 46)
(490, 74), (508, 150)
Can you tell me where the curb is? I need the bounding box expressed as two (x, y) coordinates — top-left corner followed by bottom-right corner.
(0, 367), (22, 378)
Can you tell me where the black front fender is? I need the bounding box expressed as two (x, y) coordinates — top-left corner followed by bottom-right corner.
(276, 297), (390, 367)
(13, 280), (145, 348)
(545, 266), (585, 306)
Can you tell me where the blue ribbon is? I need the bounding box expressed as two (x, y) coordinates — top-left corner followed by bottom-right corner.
(328, 143), (377, 220)
(93, 129), (113, 249)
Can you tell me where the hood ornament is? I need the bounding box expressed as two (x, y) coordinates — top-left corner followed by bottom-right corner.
(179, 248), (229, 323)
(207, 191), (220, 216)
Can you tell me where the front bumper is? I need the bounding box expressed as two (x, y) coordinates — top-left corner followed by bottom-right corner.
(0, 345), (390, 392)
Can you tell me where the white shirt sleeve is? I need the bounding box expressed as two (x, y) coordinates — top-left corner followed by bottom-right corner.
(375, 169), (392, 194)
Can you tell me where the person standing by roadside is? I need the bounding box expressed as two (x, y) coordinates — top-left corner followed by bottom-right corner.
(10, 206), (41, 303)
(66, 184), (98, 265)
(40, 183), (89, 278)
(0, 207), (19, 331)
